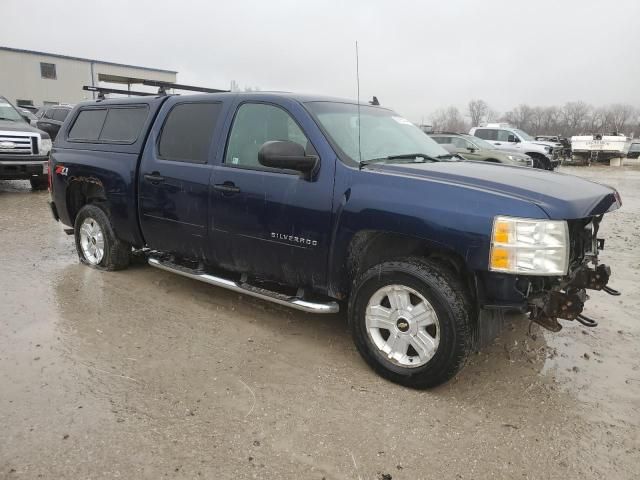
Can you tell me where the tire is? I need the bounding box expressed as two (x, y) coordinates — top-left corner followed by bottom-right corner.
(30, 175), (48, 190)
(74, 204), (130, 271)
(529, 154), (550, 170)
(348, 257), (473, 388)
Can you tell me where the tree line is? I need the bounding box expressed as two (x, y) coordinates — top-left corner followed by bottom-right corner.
(430, 100), (639, 137)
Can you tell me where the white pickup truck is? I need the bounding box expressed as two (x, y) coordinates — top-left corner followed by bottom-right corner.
(570, 134), (627, 164)
(469, 123), (562, 170)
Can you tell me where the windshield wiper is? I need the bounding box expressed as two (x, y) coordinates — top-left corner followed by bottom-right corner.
(360, 153), (440, 168)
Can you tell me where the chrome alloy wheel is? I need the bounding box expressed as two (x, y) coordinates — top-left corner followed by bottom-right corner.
(365, 284), (440, 368)
(79, 217), (105, 265)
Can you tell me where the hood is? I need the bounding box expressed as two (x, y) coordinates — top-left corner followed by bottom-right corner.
(529, 140), (561, 149)
(368, 161), (621, 219)
(0, 119), (45, 136)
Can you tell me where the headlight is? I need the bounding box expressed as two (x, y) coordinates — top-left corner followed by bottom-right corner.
(544, 146), (551, 153)
(40, 138), (52, 155)
(489, 216), (569, 275)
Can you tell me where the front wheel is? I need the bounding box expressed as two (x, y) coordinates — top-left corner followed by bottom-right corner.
(74, 204), (130, 271)
(348, 257), (473, 388)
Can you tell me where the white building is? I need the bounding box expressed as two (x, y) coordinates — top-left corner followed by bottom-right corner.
(0, 46), (177, 108)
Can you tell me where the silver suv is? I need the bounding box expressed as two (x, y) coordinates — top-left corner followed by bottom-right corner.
(469, 123), (562, 170)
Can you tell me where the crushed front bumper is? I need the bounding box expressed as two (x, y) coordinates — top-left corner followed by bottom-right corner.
(526, 216), (620, 331)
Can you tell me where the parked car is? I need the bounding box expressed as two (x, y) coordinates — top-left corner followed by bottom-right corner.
(36, 104), (73, 140)
(0, 96), (51, 189)
(627, 142), (640, 159)
(429, 132), (533, 167)
(18, 107), (38, 126)
(49, 92), (622, 388)
(470, 123), (562, 170)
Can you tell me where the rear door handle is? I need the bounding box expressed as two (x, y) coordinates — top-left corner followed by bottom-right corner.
(144, 172), (165, 184)
(213, 182), (241, 194)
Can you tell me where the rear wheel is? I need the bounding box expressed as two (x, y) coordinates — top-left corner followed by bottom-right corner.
(348, 257), (473, 388)
(74, 204), (130, 271)
(29, 175), (48, 190)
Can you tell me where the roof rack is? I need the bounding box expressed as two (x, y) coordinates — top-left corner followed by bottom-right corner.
(83, 85), (156, 100)
(141, 80), (229, 94)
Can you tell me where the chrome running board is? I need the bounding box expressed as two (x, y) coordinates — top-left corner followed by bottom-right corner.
(148, 257), (339, 314)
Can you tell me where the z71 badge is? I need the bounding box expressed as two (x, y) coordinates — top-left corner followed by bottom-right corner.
(55, 165), (69, 176)
(271, 232), (318, 246)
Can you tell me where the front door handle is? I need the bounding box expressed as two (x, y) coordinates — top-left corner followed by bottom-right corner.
(213, 182), (241, 194)
(144, 172), (165, 184)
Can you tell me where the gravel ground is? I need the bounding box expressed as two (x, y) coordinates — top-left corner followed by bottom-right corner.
(1, 165), (639, 479)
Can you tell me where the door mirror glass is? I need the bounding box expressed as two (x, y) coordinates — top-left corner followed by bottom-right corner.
(508, 134), (519, 143)
(258, 140), (318, 176)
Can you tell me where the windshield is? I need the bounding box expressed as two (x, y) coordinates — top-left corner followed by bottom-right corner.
(306, 102), (450, 163)
(0, 98), (25, 122)
(512, 128), (534, 141)
(463, 135), (496, 150)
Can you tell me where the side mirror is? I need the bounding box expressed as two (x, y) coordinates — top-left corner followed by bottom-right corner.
(21, 113), (30, 122)
(508, 135), (520, 143)
(467, 146), (476, 152)
(258, 140), (318, 177)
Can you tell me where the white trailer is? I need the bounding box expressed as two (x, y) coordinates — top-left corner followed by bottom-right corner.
(570, 134), (627, 164)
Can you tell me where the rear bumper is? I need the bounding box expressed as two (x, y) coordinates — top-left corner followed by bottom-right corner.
(0, 157), (49, 180)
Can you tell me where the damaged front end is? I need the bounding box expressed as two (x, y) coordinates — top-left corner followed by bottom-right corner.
(526, 215), (620, 332)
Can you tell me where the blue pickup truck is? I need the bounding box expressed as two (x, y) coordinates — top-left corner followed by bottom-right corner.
(48, 92), (622, 388)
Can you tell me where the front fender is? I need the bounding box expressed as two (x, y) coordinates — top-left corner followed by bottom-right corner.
(327, 163), (547, 298)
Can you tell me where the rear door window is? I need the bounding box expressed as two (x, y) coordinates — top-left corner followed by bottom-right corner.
(475, 129), (497, 141)
(68, 109), (108, 141)
(52, 108), (70, 122)
(158, 102), (222, 163)
(100, 107), (149, 143)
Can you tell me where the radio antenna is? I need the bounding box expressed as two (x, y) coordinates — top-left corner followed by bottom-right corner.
(356, 41), (362, 164)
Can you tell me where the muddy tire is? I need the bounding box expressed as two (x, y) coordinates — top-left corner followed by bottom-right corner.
(348, 257), (473, 389)
(529, 153), (550, 170)
(29, 175), (48, 190)
(74, 204), (130, 271)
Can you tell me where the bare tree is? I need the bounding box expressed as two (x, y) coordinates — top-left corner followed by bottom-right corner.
(540, 106), (561, 133)
(604, 104), (635, 133)
(430, 106), (467, 133)
(459, 98), (638, 136)
(486, 108), (499, 123)
(467, 99), (489, 127)
(561, 101), (591, 135)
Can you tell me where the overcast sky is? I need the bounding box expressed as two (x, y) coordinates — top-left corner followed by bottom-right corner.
(2, 0), (639, 122)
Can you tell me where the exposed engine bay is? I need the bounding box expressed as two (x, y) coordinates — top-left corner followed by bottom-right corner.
(526, 215), (620, 331)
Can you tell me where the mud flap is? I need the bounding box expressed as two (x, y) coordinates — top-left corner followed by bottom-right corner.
(473, 309), (509, 350)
